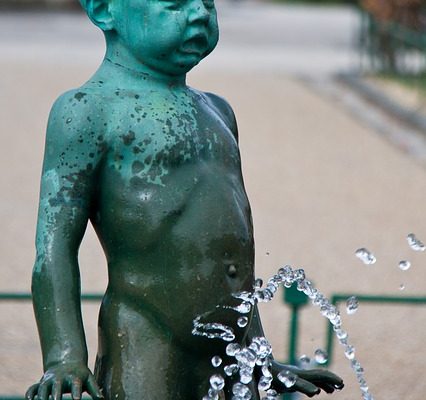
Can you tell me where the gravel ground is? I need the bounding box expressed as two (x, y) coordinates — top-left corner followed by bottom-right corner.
(1, 2), (425, 399)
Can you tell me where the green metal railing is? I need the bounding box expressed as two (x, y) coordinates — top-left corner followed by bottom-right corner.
(2, 289), (425, 399)
(360, 11), (426, 75)
(324, 293), (426, 365)
(283, 286), (426, 367)
(0, 293), (103, 302)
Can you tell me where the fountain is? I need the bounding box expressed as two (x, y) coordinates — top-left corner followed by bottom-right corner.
(25, 0), (343, 398)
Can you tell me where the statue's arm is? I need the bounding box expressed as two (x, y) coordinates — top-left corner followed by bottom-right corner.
(201, 91), (239, 143)
(26, 91), (104, 400)
(248, 306), (344, 397)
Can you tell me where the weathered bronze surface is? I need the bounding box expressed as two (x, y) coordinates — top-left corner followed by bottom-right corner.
(26, 0), (343, 398)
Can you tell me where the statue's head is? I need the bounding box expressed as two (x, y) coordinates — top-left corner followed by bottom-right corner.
(80, 0), (219, 76)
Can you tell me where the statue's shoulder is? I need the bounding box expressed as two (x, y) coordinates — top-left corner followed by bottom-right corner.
(48, 86), (110, 134)
(194, 89), (239, 142)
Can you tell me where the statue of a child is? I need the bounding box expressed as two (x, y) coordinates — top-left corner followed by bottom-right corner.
(26, 0), (343, 398)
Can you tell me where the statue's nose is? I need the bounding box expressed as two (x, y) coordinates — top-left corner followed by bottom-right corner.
(188, 0), (210, 24)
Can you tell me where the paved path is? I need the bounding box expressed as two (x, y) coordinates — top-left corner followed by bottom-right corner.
(1, 2), (425, 399)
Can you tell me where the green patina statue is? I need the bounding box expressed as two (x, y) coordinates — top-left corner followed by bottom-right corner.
(25, 0), (343, 398)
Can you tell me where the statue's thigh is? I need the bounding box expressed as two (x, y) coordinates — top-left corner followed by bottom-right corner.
(95, 302), (202, 400)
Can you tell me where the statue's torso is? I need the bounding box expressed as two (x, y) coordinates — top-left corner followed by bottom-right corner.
(89, 86), (255, 344)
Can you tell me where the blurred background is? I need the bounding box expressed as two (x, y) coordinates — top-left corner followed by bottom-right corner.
(0, 0), (425, 399)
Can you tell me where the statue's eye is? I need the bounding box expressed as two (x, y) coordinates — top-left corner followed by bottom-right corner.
(160, 0), (181, 10)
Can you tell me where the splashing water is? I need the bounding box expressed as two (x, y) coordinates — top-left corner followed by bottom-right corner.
(192, 316), (236, 342)
(277, 370), (297, 388)
(355, 248), (377, 265)
(237, 316), (249, 328)
(346, 296), (359, 315)
(314, 348), (328, 364)
(407, 233), (425, 252)
(193, 265), (373, 400)
(398, 260), (411, 271)
(211, 356), (222, 368)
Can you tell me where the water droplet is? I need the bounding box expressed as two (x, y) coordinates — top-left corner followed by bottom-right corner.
(224, 364), (238, 376)
(233, 301), (252, 314)
(261, 365), (272, 377)
(258, 375), (272, 391)
(346, 296), (359, 315)
(207, 388), (219, 400)
(253, 278), (263, 290)
(314, 349), (328, 364)
(266, 251), (270, 256)
(299, 354), (310, 365)
(209, 374), (225, 391)
(344, 345), (355, 360)
(226, 343), (241, 357)
(232, 382), (251, 397)
(407, 233), (425, 252)
(239, 367), (253, 384)
(277, 370), (297, 388)
(235, 348), (257, 369)
(237, 316), (249, 328)
(334, 327), (348, 341)
(211, 356), (222, 368)
(355, 248), (376, 265)
(66, 117), (72, 124)
(249, 337), (272, 359)
(399, 260), (411, 271)
(192, 318), (235, 342)
(399, 284), (405, 291)
(265, 388), (278, 399)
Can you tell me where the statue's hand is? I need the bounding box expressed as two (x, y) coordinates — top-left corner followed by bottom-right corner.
(25, 363), (103, 400)
(270, 360), (344, 397)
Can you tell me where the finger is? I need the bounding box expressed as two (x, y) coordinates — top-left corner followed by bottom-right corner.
(86, 374), (104, 399)
(71, 377), (83, 400)
(37, 382), (50, 400)
(306, 369), (343, 383)
(297, 369), (344, 388)
(25, 384), (39, 400)
(318, 382), (337, 394)
(292, 378), (321, 397)
(52, 379), (63, 400)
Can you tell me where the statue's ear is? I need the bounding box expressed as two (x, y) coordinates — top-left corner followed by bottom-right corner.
(83, 0), (114, 31)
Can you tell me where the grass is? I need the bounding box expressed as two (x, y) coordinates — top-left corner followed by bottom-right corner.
(379, 73), (426, 96)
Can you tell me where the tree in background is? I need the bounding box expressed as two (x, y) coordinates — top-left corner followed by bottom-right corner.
(361, 0), (424, 29)
(360, 0), (426, 73)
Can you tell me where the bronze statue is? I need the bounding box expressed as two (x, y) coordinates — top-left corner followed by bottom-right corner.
(26, 0), (343, 398)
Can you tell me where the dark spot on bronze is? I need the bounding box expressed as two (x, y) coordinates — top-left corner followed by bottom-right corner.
(74, 92), (87, 102)
(121, 131), (136, 146)
(132, 161), (144, 174)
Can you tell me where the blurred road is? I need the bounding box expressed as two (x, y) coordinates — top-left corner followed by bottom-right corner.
(0, 0), (360, 75)
(1, 1), (425, 399)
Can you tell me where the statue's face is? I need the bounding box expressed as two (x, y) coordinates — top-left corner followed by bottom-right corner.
(110, 0), (219, 75)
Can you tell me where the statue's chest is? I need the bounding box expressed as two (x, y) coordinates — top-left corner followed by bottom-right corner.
(104, 104), (240, 185)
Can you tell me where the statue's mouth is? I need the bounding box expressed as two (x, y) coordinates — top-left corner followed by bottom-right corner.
(180, 34), (209, 56)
